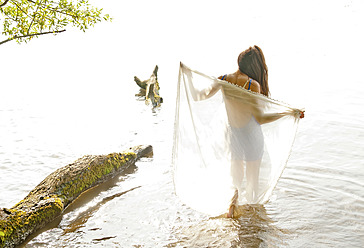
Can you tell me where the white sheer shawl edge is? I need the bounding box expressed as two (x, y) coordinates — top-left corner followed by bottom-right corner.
(180, 61), (304, 118)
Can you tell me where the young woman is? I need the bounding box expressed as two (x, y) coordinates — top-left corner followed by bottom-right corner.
(184, 45), (304, 217)
(218, 45), (304, 217)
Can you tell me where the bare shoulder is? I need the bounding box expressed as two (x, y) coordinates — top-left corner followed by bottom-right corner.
(250, 80), (261, 94)
(218, 73), (237, 84)
(225, 72), (244, 86)
(218, 71), (261, 94)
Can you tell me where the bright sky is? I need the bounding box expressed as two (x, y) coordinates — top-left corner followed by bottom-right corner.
(0, 0), (363, 107)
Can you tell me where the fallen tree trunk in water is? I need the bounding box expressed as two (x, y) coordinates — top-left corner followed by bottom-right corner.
(0, 145), (153, 248)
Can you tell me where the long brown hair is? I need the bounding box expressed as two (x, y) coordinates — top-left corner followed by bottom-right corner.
(237, 45), (269, 96)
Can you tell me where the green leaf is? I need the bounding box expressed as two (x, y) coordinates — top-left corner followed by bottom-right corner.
(0, 0), (112, 45)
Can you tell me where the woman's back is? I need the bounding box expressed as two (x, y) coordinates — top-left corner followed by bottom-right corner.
(220, 71), (261, 127)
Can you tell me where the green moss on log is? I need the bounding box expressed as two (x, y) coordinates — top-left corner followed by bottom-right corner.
(56, 152), (137, 205)
(0, 145), (152, 248)
(0, 198), (63, 248)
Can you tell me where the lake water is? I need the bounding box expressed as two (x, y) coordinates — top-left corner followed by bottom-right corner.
(1, 0), (364, 247)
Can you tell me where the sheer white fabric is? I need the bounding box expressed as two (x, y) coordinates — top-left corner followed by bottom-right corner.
(173, 62), (303, 216)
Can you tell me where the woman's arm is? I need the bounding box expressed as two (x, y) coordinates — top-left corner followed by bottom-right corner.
(188, 79), (220, 101)
(253, 108), (304, 124)
(204, 82), (221, 98)
(246, 80), (304, 124)
(185, 69), (221, 101)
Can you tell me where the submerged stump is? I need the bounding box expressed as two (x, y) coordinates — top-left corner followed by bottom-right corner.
(0, 145), (152, 248)
(134, 65), (163, 107)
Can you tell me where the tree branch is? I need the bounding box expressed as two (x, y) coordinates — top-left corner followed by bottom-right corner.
(0, 29), (66, 45)
(27, 0), (42, 35)
(27, 0), (79, 18)
(0, 0), (10, 8)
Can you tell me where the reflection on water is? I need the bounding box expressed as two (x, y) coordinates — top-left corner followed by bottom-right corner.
(1, 83), (363, 247)
(62, 186), (141, 236)
(231, 206), (284, 247)
(1, 72), (363, 247)
(170, 205), (287, 248)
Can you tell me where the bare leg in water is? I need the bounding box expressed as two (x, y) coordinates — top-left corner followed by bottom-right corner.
(227, 160), (261, 217)
(227, 189), (239, 218)
(246, 160), (261, 203)
(227, 160), (244, 218)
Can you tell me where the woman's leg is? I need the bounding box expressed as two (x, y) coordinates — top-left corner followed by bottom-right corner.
(246, 160), (261, 203)
(227, 160), (244, 218)
(231, 160), (244, 191)
(227, 189), (239, 218)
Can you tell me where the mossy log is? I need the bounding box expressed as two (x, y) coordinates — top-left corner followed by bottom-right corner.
(0, 145), (152, 248)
